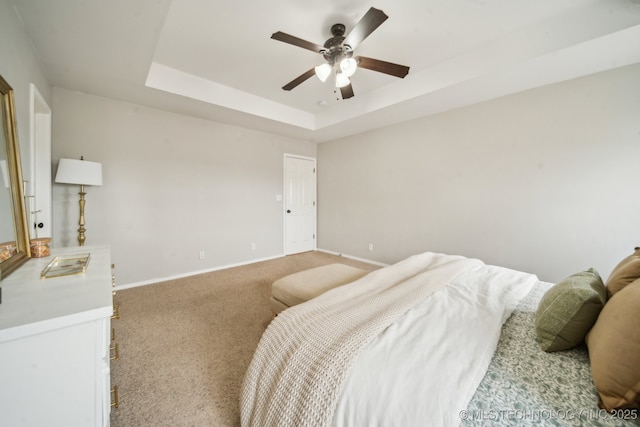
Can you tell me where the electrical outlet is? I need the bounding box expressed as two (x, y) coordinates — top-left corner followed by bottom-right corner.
(251, 242), (256, 251)
(368, 243), (374, 251)
(199, 251), (205, 260)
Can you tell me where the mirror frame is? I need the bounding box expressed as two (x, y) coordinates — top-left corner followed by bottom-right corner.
(0, 73), (31, 279)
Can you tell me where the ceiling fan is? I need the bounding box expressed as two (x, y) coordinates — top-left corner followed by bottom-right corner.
(271, 7), (410, 100)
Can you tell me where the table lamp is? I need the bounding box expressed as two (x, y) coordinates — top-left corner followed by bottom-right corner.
(55, 156), (103, 246)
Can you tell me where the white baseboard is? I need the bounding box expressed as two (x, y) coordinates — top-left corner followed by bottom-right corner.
(316, 248), (389, 267)
(115, 254), (283, 291)
(116, 249), (389, 291)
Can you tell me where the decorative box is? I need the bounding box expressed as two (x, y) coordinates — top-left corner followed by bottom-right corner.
(30, 238), (51, 258)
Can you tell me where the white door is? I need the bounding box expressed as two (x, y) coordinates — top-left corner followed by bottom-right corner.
(29, 84), (52, 239)
(284, 155), (316, 255)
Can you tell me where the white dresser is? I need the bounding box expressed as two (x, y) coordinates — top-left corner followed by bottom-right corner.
(0, 245), (115, 427)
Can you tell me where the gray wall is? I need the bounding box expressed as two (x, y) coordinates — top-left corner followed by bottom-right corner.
(51, 89), (316, 285)
(5, 0), (639, 285)
(0, 0), (51, 189)
(318, 63), (640, 283)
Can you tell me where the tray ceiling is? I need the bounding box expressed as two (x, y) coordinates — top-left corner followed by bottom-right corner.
(13, 0), (640, 142)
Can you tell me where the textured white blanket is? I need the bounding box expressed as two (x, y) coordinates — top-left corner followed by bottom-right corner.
(240, 252), (483, 427)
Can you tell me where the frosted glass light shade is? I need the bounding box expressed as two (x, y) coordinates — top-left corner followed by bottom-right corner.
(339, 57), (357, 77)
(55, 158), (103, 186)
(314, 63), (332, 82)
(335, 73), (350, 88)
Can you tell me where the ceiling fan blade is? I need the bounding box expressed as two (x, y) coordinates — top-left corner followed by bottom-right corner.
(271, 31), (324, 53)
(343, 7), (388, 50)
(356, 56), (410, 78)
(282, 68), (316, 91)
(340, 83), (354, 99)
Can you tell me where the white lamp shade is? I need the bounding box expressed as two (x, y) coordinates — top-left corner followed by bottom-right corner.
(55, 158), (103, 186)
(339, 57), (357, 77)
(335, 72), (350, 88)
(314, 63), (332, 82)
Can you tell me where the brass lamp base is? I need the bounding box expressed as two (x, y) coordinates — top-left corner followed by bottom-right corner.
(77, 184), (86, 246)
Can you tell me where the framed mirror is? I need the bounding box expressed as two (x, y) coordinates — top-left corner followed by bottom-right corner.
(0, 73), (31, 279)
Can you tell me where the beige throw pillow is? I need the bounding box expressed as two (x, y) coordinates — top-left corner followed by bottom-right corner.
(605, 247), (640, 298)
(586, 278), (640, 411)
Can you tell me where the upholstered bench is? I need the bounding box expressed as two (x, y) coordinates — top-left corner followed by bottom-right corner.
(270, 263), (369, 315)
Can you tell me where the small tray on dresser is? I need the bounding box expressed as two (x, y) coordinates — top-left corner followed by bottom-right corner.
(40, 253), (91, 279)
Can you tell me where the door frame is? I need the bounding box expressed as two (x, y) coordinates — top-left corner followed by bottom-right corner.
(28, 84), (52, 239)
(283, 153), (317, 255)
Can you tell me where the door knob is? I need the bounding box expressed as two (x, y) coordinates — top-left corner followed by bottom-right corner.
(286, 209), (291, 213)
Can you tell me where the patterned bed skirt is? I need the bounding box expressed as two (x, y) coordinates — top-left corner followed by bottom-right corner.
(464, 282), (639, 427)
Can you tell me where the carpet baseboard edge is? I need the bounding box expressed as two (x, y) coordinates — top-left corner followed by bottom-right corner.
(115, 254), (284, 291)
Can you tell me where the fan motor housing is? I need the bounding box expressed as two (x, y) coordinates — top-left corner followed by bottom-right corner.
(322, 23), (352, 65)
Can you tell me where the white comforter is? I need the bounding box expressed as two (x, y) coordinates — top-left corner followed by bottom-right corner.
(241, 252), (537, 427)
(332, 262), (537, 427)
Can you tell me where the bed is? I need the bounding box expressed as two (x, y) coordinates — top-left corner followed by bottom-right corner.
(240, 251), (640, 427)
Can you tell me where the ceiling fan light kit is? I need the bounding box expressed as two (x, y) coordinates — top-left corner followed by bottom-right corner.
(335, 72), (351, 88)
(271, 7), (410, 100)
(339, 57), (358, 77)
(314, 63), (332, 82)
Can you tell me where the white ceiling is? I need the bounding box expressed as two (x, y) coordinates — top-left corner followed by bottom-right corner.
(13, 0), (640, 142)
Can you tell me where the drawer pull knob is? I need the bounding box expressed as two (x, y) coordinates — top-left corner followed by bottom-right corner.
(110, 343), (119, 361)
(111, 305), (120, 320)
(111, 386), (119, 408)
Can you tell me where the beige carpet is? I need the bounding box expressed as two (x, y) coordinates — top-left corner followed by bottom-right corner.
(110, 251), (379, 427)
